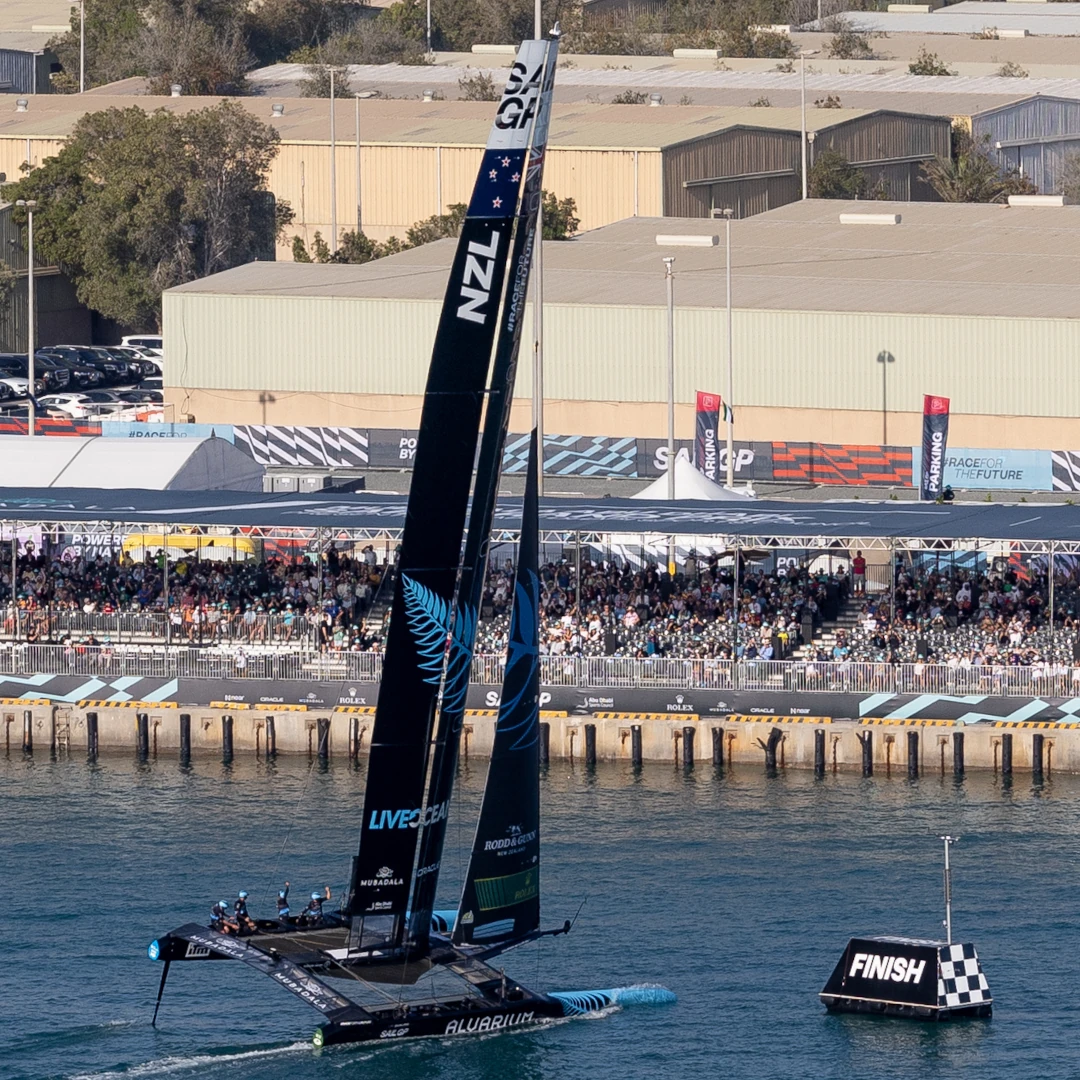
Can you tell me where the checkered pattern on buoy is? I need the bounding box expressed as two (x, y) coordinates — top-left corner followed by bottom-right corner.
(937, 943), (991, 1007)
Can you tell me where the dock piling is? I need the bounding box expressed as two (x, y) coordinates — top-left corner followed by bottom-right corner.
(317, 717), (330, 763)
(22, 710), (32, 754)
(1032, 732), (1044, 780)
(136, 712), (150, 761)
(682, 726), (695, 770)
(539, 722), (549, 767)
(711, 726), (723, 768)
(953, 731), (965, 778)
(631, 724), (643, 769)
(222, 715), (234, 763)
(179, 713), (191, 764)
(1001, 732), (1013, 776)
(584, 723), (597, 768)
(907, 730), (919, 779)
(857, 730), (872, 777)
(814, 728), (825, 777)
(87, 711), (99, 762)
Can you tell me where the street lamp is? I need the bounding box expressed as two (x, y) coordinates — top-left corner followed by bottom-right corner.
(329, 66), (337, 254)
(799, 49), (819, 199)
(79, 0), (86, 93)
(722, 207), (735, 489)
(15, 199), (37, 437)
(663, 256), (675, 502)
(877, 350), (895, 444)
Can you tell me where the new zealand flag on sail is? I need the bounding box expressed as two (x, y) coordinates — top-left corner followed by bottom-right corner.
(468, 150), (528, 219)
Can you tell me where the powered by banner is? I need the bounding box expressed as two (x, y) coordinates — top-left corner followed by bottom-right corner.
(920, 395), (950, 500)
(694, 391), (721, 481)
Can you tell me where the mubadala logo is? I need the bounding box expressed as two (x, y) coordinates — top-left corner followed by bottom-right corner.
(849, 953), (927, 984)
(359, 865), (404, 887)
(376, 866), (394, 878)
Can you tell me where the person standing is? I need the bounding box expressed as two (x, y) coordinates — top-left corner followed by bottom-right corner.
(852, 551), (867, 597)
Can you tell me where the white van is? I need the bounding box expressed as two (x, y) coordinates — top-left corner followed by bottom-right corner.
(121, 334), (163, 357)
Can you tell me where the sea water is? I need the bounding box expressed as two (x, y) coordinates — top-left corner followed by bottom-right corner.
(2, 750), (1077, 1080)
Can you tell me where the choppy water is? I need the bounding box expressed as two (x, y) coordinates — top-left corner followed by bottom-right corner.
(2, 747), (1078, 1080)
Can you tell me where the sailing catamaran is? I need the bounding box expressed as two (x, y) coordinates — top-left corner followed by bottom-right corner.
(147, 30), (674, 1047)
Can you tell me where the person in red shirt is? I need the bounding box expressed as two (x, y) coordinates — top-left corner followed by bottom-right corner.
(852, 551), (867, 596)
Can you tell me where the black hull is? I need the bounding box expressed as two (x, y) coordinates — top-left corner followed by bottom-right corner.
(315, 994), (565, 1046)
(821, 995), (992, 1021)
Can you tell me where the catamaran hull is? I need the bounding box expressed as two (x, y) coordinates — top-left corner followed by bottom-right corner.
(314, 997), (566, 1046)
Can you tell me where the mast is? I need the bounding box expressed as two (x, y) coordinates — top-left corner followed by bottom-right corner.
(345, 40), (554, 950)
(408, 32), (559, 950)
(941, 834), (957, 944)
(454, 430), (542, 947)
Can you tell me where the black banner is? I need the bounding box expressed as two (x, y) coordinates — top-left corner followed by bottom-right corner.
(821, 937), (939, 1008)
(694, 391), (722, 482)
(920, 395), (951, 500)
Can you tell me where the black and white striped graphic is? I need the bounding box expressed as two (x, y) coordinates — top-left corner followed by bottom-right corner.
(1052, 450), (1080, 492)
(233, 426), (369, 467)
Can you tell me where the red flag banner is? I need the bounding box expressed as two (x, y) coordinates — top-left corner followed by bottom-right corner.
(920, 395), (951, 500)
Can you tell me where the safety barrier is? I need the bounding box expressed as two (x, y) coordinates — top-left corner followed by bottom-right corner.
(1, 645), (1080, 697)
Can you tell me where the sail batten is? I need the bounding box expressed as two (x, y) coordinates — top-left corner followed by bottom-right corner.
(407, 35), (559, 947)
(346, 39), (555, 940)
(453, 430), (543, 947)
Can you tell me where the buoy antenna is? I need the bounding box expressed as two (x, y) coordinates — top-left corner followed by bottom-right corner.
(940, 835), (959, 944)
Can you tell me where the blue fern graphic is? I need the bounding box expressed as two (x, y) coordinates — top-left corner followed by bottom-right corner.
(401, 574), (452, 684)
(498, 570), (540, 750)
(442, 603), (476, 719)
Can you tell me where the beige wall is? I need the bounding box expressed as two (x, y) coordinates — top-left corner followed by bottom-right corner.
(0, 133), (664, 253)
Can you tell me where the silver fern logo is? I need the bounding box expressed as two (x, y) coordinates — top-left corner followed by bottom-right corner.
(400, 574), (475, 715)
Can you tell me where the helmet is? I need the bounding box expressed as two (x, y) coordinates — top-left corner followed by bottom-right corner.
(238, 891), (248, 898)
(311, 892), (321, 900)
(278, 890), (286, 898)
(220, 900), (229, 908)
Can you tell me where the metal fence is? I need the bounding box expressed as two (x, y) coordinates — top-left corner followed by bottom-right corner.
(0, 645), (1076, 698)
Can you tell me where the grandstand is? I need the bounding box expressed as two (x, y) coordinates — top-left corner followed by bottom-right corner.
(1, 488), (1080, 710)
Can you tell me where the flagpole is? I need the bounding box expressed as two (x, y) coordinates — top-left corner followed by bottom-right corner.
(723, 208), (734, 489)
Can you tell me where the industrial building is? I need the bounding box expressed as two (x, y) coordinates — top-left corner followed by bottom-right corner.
(162, 199), (1080, 451)
(0, 94), (949, 246)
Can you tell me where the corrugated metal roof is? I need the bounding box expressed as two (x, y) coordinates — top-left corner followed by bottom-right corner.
(170, 200), (1080, 320)
(0, 94), (877, 149)
(812, 6), (1080, 33)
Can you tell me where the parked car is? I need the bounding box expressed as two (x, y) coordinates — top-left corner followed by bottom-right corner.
(47, 346), (129, 385)
(120, 334), (163, 357)
(38, 393), (93, 419)
(140, 377), (164, 391)
(0, 376), (46, 399)
(117, 390), (164, 404)
(0, 353), (69, 392)
(36, 350), (102, 390)
(104, 346), (158, 379)
(0, 381), (13, 402)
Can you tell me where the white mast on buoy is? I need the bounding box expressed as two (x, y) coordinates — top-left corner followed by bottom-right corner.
(940, 835), (958, 944)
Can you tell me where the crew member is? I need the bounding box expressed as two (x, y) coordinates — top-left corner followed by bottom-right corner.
(277, 881), (291, 920)
(235, 890), (256, 934)
(301, 886), (332, 925)
(211, 899), (238, 934)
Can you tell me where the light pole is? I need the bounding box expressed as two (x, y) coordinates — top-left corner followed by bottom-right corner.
(427, 0), (432, 55)
(940, 835), (958, 945)
(355, 92), (362, 234)
(79, 0), (86, 92)
(722, 207), (735, 489)
(664, 256), (675, 502)
(877, 350), (895, 444)
(16, 199), (36, 436)
(329, 66), (337, 254)
(800, 49), (819, 199)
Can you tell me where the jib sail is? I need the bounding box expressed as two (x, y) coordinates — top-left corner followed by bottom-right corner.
(345, 39), (553, 941)
(408, 33), (559, 949)
(454, 430), (542, 947)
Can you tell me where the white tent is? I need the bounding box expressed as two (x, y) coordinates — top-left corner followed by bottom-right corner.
(631, 455), (755, 501)
(0, 435), (265, 491)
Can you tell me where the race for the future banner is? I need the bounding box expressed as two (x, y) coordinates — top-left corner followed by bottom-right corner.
(920, 395), (951, 500)
(694, 391), (722, 481)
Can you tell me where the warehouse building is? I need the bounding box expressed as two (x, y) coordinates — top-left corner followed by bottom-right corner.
(162, 199), (1080, 451)
(0, 94), (949, 247)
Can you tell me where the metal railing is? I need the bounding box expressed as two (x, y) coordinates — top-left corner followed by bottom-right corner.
(0, 644), (1076, 698)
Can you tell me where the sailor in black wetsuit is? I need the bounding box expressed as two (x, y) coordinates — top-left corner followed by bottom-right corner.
(277, 881), (291, 921)
(301, 886), (332, 926)
(235, 890), (256, 935)
(211, 900), (238, 934)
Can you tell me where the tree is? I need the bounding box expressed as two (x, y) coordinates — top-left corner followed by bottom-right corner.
(808, 150), (870, 199)
(141, 0), (252, 95)
(9, 103), (284, 329)
(826, 18), (873, 60)
(920, 131), (1036, 203)
(1060, 152), (1080, 202)
(909, 48), (955, 76)
(46, 0), (149, 92)
(541, 191), (579, 240)
(298, 63), (351, 97)
(458, 71), (498, 101)
(247, 0), (365, 65)
(406, 204), (467, 246)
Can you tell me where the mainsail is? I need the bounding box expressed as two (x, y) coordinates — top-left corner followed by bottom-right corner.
(346, 38), (555, 942)
(408, 34), (559, 948)
(454, 430), (542, 946)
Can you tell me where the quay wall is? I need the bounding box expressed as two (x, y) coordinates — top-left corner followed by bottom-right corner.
(5, 702), (1079, 774)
